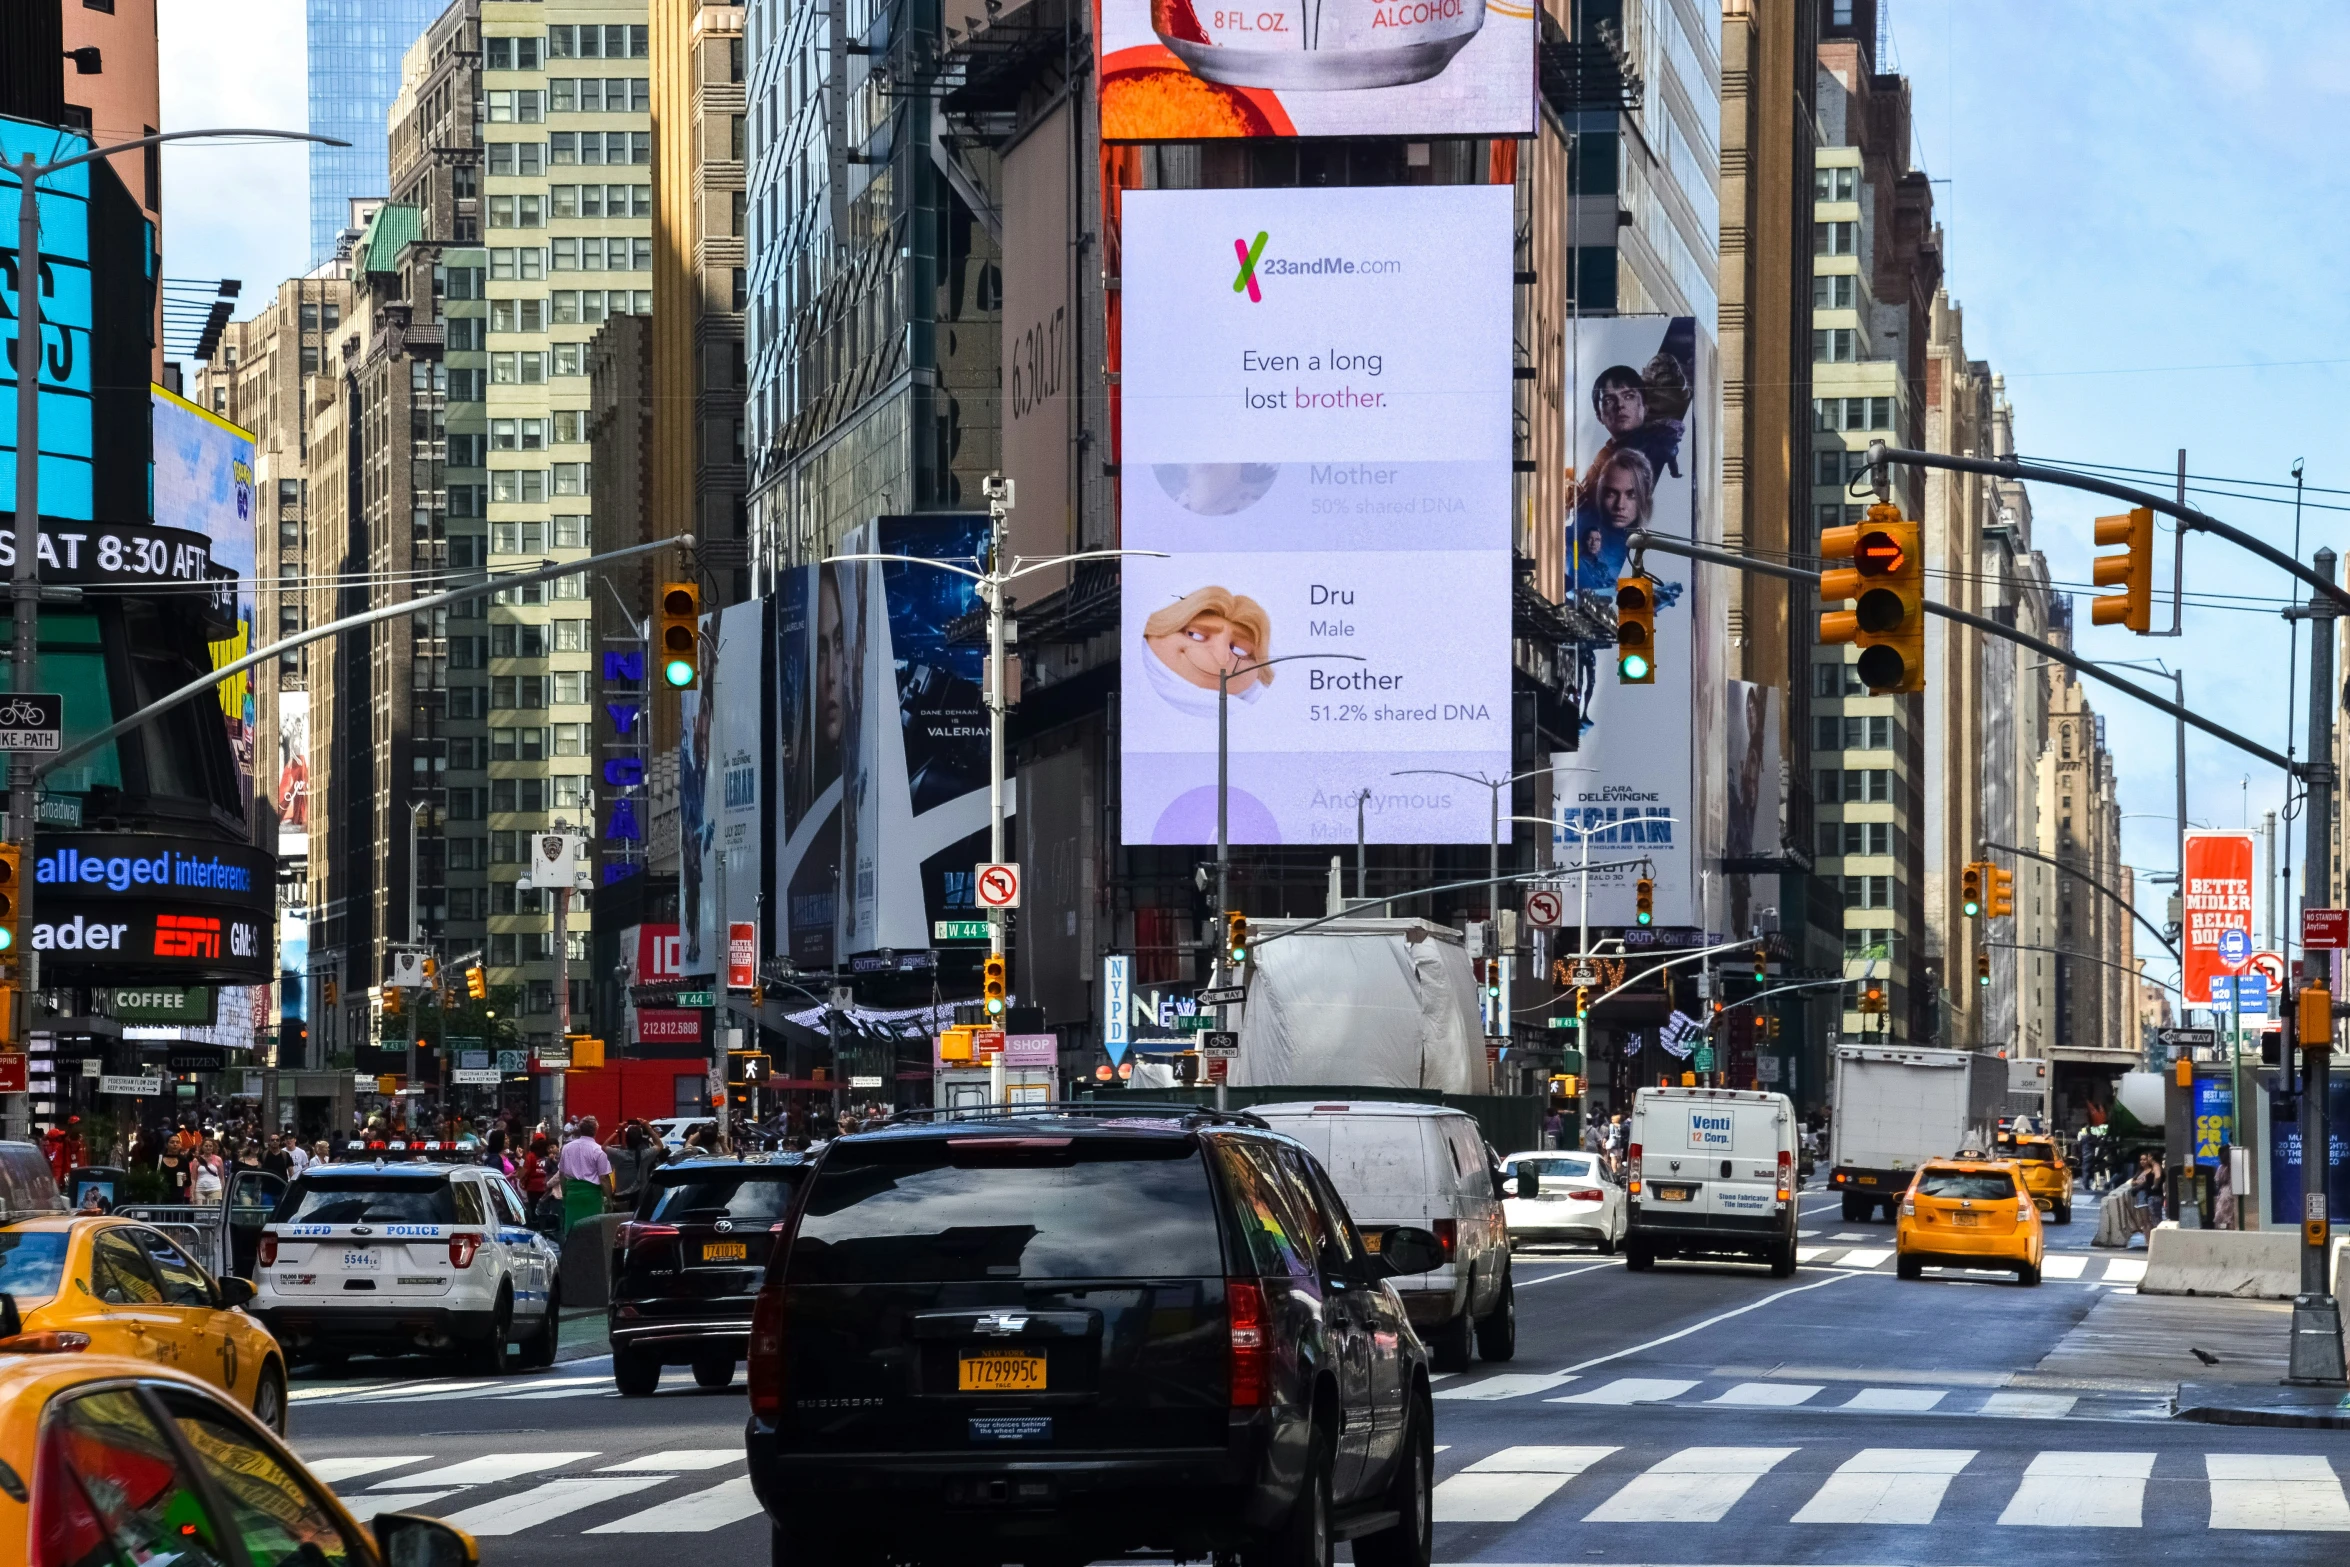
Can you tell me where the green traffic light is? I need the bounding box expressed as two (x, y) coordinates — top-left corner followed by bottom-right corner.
(1977, 972), (1990, 987)
(985, 996), (1004, 1015)
(1618, 651), (1651, 681)
(1636, 910), (1653, 926)
(1962, 898), (1981, 917)
(663, 657), (697, 687)
(1231, 947), (1247, 965)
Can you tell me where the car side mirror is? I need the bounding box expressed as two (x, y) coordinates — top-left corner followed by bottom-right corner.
(1365, 1227), (1445, 1280)
(0, 1292), (18, 1339)
(1489, 1169), (1508, 1202)
(375, 1513), (480, 1567)
(1517, 1164), (1540, 1199)
(219, 1277), (256, 1309)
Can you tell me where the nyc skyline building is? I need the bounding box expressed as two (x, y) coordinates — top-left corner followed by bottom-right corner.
(307, 0), (450, 261)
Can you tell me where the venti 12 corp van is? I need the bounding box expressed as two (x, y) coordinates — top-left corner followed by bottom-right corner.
(1623, 1087), (1800, 1276)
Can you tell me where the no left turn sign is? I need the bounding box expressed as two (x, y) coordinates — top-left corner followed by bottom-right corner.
(1524, 888), (1564, 929)
(976, 862), (1023, 909)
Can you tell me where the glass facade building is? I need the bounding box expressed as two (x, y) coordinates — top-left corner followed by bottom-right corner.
(307, 0), (450, 263)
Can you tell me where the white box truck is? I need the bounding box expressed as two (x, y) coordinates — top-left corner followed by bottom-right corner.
(1828, 1044), (2008, 1222)
(1623, 1087), (1801, 1276)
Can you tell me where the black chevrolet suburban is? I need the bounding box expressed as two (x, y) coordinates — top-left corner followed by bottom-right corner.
(744, 1108), (1439, 1567)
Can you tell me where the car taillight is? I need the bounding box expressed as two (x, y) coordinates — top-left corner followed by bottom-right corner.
(1627, 1142), (1643, 1196)
(1776, 1149), (1792, 1204)
(1567, 1188), (1605, 1202)
(258, 1234), (278, 1268)
(0, 1331), (89, 1354)
(2018, 1198), (2034, 1222)
(1431, 1219), (1457, 1259)
(747, 1286), (787, 1420)
(617, 1221), (679, 1252)
(1227, 1280), (1268, 1408)
(449, 1233), (483, 1269)
(1900, 1195), (1915, 1216)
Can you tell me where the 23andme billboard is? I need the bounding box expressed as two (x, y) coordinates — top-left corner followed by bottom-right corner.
(1117, 185), (1513, 847)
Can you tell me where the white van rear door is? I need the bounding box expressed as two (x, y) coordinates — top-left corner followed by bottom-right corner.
(1702, 1103), (1785, 1222)
(1319, 1115), (1432, 1230)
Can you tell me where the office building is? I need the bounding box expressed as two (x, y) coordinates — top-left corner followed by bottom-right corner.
(309, 0), (451, 262)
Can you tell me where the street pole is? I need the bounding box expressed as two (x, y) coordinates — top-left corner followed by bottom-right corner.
(8, 151), (40, 1142)
(984, 478), (1009, 970)
(1355, 789), (1369, 903)
(2290, 547), (2344, 1384)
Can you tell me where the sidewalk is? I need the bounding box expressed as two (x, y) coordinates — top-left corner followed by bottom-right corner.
(554, 1305), (611, 1365)
(2035, 1288), (2350, 1427)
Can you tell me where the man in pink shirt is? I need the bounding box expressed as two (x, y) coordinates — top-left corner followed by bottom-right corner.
(558, 1114), (615, 1234)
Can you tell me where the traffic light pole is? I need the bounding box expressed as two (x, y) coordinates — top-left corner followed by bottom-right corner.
(2289, 550), (2343, 1385)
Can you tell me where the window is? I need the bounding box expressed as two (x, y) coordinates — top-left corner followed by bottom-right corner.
(554, 774), (588, 807)
(1813, 221), (1856, 256)
(1813, 166), (1857, 202)
(90, 1228), (161, 1304)
(490, 248), (518, 280)
(1831, 0), (1854, 23)
(1813, 662), (1843, 699)
(492, 934), (518, 966)
(134, 1230), (215, 1306)
(518, 193), (544, 227)
(1814, 272), (1855, 309)
(554, 618), (589, 650)
(34, 1389), (236, 1566)
(162, 1387), (364, 1563)
(1843, 821), (1890, 856)
(554, 343), (584, 376)
(1817, 821), (1841, 861)
(1813, 327), (1857, 363)
(554, 572), (586, 600)
(492, 676), (518, 709)
(489, 195), (517, 228)
(1813, 396), (1896, 433)
(554, 410), (586, 443)
(491, 418), (518, 451)
(1814, 715), (1839, 753)
(553, 461), (589, 494)
(1843, 875), (1892, 909)
(555, 672), (585, 705)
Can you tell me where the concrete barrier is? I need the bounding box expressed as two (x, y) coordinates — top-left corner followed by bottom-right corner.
(558, 1212), (628, 1309)
(2139, 1227), (2350, 1299)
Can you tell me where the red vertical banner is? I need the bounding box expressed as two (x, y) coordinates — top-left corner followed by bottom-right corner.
(2182, 831), (2256, 1005)
(727, 923), (757, 991)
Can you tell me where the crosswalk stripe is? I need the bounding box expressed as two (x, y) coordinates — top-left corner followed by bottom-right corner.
(1707, 1383), (1821, 1408)
(1843, 1387), (1944, 1412)
(1551, 1378), (1697, 1406)
(1436, 1446), (1617, 1523)
(308, 1456), (430, 1484)
(587, 1475), (765, 1534)
(1582, 1446), (1796, 1524)
(598, 1450), (744, 1472)
(338, 1380), (483, 1402)
(1832, 1248), (1892, 1269)
(2101, 1257), (2146, 1283)
(290, 1382), (407, 1403)
(1978, 1393), (2076, 1419)
(2207, 1454), (2350, 1531)
(2040, 1254), (2088, 1279)
(1997, 1450), (2154, 1527)
(374, 1453), (599, 1489)
(496, 1385), (618, 1401)
(1434, 1372), (1579, 1401)
(436, 1476), (665, 1535)
(338, 1490), (462, 1523)
(1789, 1447), (1974, 1525)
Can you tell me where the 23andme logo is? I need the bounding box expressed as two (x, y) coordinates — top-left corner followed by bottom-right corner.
(1233, 231), (1268, 301)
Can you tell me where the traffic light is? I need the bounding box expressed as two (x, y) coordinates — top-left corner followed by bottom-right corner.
(1615, 574), (1655, 684)
(1482, 959), (1501, 1000)
(324, 978), (338, 1008)
(1635, 877), (1654, 927)
(1976, 951), (1991, 987)
(658, 581), (701, 688)
(0, 841), (20, 955)
(383, 987), (402, 1018)
(1960, 861), (1984, 919)
(1573, 986), (1589, 1022)
(421, 953), (438, 980)
(1858, 982), (1885, 1015)
(1226, 910), (1250, 966)
(2090, 507), (2154, 633)
(982, 952), (1007, 1017)
(1987, 865), (2015, 919)
(2301, 983), (2334, 1050)
(1819, 504), (1925, 694)
(465, 964), (487, 1000)
(1752, 945), (1768, 984)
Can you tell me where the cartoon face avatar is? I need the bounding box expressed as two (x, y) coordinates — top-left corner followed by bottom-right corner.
(1143, 586), (1275, 694)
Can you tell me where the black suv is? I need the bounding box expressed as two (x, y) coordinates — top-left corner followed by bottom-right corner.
(610, 1154), (808, 1395)
(744, 1108), (1439, 1567)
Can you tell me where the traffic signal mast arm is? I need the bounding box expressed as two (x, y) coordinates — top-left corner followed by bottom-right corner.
(1981, 940), (2187, 996)
(1248, 863), (1650, 951)
(1627, 529), (2297, 776)
(1977, 837), (2180, 958)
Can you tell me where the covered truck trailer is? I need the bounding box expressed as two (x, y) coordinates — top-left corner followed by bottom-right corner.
(1828, 1044), (2008, 1221)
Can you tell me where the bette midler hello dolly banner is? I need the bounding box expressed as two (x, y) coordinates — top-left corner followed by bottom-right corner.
(1118, 185), (1514, 847)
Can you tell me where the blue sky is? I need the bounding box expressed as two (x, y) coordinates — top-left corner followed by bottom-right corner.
(1894, 3), (2350, 989)
(156, 3), (2340, 991)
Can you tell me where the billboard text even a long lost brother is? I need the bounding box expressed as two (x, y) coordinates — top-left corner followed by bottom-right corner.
(1118, 185), (1514, 847)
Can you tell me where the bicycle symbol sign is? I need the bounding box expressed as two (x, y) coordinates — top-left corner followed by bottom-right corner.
(0, 694), (61, 752)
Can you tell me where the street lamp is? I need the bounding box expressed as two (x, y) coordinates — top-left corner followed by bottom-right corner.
(6, 124), (341, 1139)
(1391, 765), (1556, 922)
(1554, 812), (1677, 1065)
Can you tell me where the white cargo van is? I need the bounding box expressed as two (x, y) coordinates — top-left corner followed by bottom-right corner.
(1250, 1100), (1513, 1371)
(1623, 1087), (1799, 1276)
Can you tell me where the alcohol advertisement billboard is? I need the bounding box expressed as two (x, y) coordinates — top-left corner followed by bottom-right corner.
(1118, 185), (1513, 847)
(151, 386), (258, 810)
(1097, 0), (1533, 140)
(682, 600), (763, 975)
(774, 515), (994, 966)
(2182, 830), (2256, 1006)
(1557, 316), (1723, 930)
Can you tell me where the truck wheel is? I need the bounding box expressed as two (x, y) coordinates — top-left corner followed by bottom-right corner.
(1430, 1307), (1474, 1373)
(1474, 1269), (1516, 1363)
(1840, 1193), (1866, 1223)
(614, 1347), (662, 1396)
(2055, 1200), (2073, 1226)
(1767, 1240), (1796, 1279)
(1624, 1240), (1654, 1272)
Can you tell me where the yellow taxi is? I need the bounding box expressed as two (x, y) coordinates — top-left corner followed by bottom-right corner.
(1893, 1158), (2045, 1285)
(0, 1348), (477, 1566)
(2003, 1133), (2075, 1224)
(0, 1212), (290, 1433)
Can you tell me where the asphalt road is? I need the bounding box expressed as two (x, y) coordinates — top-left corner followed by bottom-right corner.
(281, 1193), (2350, 1564)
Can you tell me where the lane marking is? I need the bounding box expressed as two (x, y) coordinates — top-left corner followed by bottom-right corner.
(307, 1456), (429, 1484)
(1708, 1382), (1823, 1408)
(1978, 1392), (2076, 1419)
(1435, 1445), (1617, 1523)
(597, 1450), (745, 1472)
(1790, 1447), (1975, 1525)
(336, 1490), (460, 1523)
(1997, 1450), (2154, 1527)
(437, 1476), (664, 1535)
(373, 1453), (598, 1490)
(1582, 1445), (1797, 1524)
(2208, 1454), (2350, 1531)
(2040, 1254), (2088, 1279)
(1843, 1387), (1946, 1412)
(2101, 1257), (2147, 1283)
(1518, 1260), (1624, 1287)
(588, 1475), (767, 1533)
(1434, 1372), (1580, 1402)
(1547, 1269), (1863, 1378)
(1833, 1248), (1893, 1269)
(1553, 1377), (1699, 1406)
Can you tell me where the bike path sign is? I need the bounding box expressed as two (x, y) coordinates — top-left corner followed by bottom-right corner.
(0, 695), (62, 752)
